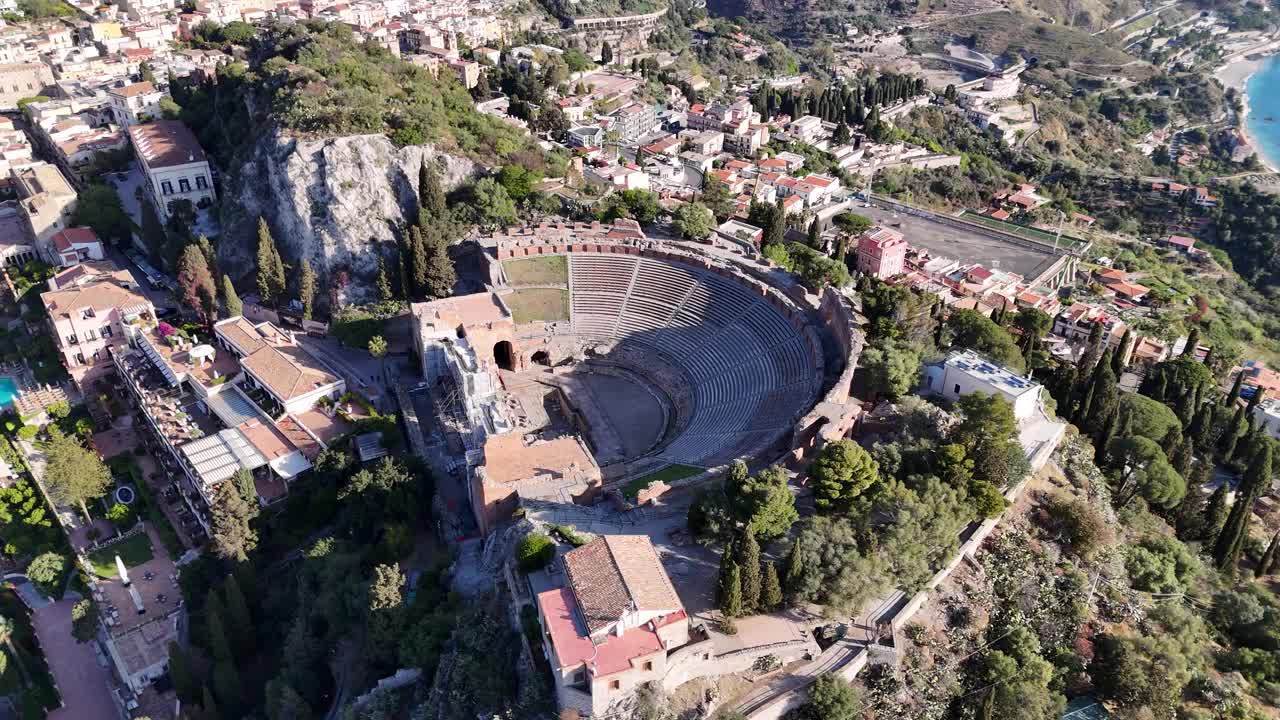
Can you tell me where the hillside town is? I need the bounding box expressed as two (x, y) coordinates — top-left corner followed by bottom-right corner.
(0, 0), (1274, 719)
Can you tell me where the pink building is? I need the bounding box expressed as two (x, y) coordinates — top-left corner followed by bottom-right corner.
(856, 226), (907, 280)
(40, 261), (155, 389)
(50, 227), (104, 267)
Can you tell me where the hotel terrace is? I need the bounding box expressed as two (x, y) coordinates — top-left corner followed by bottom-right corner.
(110, 315), (346, 536)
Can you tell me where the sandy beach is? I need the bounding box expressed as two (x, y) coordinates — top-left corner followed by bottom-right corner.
(1216, 54), (1279, 172)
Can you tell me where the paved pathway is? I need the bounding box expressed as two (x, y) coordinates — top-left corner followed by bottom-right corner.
(29, 596), (116, 720)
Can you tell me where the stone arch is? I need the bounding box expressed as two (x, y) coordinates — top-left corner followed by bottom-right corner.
(494, 341), (515, 371)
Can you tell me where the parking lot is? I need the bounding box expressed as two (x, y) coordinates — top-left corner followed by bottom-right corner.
(843, 198), (1061, 279)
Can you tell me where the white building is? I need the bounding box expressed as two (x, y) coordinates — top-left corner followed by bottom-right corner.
(108, 80), (166, 127)
(922, 349), (1042, 420)
(127, 120), (215, 218)
(1253, 399), (1280, 441)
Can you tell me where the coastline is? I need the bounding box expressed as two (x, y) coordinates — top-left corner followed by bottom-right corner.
(1216, 53), (1280, 172)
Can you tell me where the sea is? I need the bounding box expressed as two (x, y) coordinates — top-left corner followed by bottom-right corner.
(1246, 55), (1280, 169)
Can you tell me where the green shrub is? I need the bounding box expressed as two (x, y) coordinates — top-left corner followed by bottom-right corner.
(516, 532), (555, 572)
(26, 552), (66, 597)
(15, 426), (36, 440)
(105, 503), (135, 529)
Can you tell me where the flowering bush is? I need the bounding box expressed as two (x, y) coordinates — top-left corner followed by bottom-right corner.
(156, 322), (175, 337)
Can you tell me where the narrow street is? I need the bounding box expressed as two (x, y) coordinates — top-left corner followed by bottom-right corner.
(25, 590), (117, 720)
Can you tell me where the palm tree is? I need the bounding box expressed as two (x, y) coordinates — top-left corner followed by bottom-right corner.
(0, 615), (30, 686)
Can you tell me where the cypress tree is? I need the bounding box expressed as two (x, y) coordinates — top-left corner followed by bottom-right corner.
(141, 196), (167, 268)
(1220, 406), (1246, 461)
(376, 258), (395, 302)
(738, 531), (761, 612)
(408, 225), (429, 298)
(761, 561), (783, 611)
(202, 685), (220, 720)
(1225, 371), (1245, 409)
(1214, 443), (1271, 574)
(783, 536), (803, 596)
(1084, 353), (1117, 436)
(423, 230), (456, 300)
(255, 217), (286, 308)
(167, 641), (198, 702)
(1173, 462), (1209, 540)
(807, 217), (822, 248)
(223, 574), (253, 656)
(1112, 328), (1131, 376)
(1256, 530), (1280, 578)
(418, 159), (447, 221)
(205, 590), (233, 665)
(1203, 482), (1229, 543)
(1170, 437), (1193, 480)
(1183, 327), (1200, 357)
(1246, 388), (1266, 419)
(1095, 407), (1117, 466)
(1188, 402), (1213, 454)
(221, 274), (242, 318)
(298, 259), (316, 321)
(718, 560), (742, 618)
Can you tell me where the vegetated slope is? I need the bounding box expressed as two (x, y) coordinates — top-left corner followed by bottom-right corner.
(173, 19), (539, 168)
(925, 10), (1149, 73)
(1002, 0), (1140, 31)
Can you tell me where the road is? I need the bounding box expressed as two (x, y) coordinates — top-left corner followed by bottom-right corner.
(26, 591), (117, 720)
(843, 199), (1059, 278)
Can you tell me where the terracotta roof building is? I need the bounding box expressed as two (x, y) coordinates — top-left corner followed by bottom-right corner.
(536, 535), (689, 716)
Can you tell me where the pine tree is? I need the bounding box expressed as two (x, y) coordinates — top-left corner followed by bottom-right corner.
(719, 560), (742, 618)
(1214, 443), (1271, 574)
(1203, 481), (1230, 543)
(221, 274), (242, 318)
(376, 258), (394, 302)
(255, 217), (286, 307)
(761, 561), (783, 611)
(738, 531), (761, 613)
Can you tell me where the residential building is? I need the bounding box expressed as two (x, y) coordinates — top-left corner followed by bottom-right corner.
(1163, 234), (1197, 254)
(855, 226), (907, 280)
(108, 81), (166, 126)
(12, 162), (77, 262)
(0, 200), (34, 267)
(611, 102), (657, 143)
(50, 226), (105, 267)
(41, 260), (155, 389)
(787, 115), (824, 144)
(213, 316), (345, 416)
(535, 535), (689, 716)
(922, 349), (1042, 420)
(1253, 399), (1280, 441)
(0, 63), (53, 111)
(127, 120), (215, 218)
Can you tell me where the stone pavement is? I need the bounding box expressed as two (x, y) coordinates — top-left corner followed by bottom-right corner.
(29, 596), (117, 720)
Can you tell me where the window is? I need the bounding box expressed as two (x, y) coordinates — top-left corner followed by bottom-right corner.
(81, 307), (95, 319)
(179, 178), (191, 193)
(573, 670), (585, 683)
(83, 330), (97, 341)
(101, 325), (113, 338)
(643, 661), (653, 671)
(609, 680), (620, 690)
(65, 334), (78, 345)
(161, 180), (173, 195)
(953, 384), (960, 394)
(196, 175), (208, 190)
(74, 353), (84, 365)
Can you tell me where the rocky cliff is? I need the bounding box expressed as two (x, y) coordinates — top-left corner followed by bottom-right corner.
(218, 131), (480, 303)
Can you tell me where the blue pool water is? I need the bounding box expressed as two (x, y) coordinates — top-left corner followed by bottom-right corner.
(1246, 56), (1280, 170)
(0, 377), (17, 407)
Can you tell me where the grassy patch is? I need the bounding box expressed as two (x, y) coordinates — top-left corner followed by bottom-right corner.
(934, 11), (1143, 74)
(504, 288), (569, 324)
(503, 256), (567, 286)
(961, 212), (1085, 250)
(88, 532), (154, 577)
(623, 464), (703, 499)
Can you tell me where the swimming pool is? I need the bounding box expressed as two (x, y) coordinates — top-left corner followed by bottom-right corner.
(0, 377), (17, 408)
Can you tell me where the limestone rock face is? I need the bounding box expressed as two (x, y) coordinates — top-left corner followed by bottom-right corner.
(219, 131), (479, 302)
